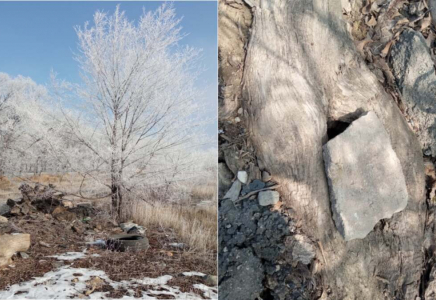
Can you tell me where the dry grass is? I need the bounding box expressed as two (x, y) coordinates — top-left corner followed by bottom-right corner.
(126, 201), (217, 254)
(190, 184), (217, 202)
(0, 173), (108, 202)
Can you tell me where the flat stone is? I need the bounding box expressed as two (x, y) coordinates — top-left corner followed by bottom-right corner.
(323, 112), (408, 241)
(223, 180), (242, 201)
(390, 29), (436, 156)
(258, 191), (280, 206)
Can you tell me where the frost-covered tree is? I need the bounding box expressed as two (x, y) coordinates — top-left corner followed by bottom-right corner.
(0, 73), (52, 175)
(55, 5), (203, 218)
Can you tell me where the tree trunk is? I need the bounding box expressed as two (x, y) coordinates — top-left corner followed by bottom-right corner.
(231, 0), (427, 298)
(111, 178), (122, 219)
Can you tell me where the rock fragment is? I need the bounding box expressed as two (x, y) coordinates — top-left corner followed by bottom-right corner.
(237, 171), (248, 184)
(390, 29), (436, 156)
(289, 234), (316, 265)
(0, 201), (10, 216)
(0, 216), (7, 223)
(258, 191), (280, 206)
(223, 180), (242, 201)
(323, 112), (409, 241)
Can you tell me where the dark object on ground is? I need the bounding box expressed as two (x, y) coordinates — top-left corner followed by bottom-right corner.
(127, 226), (141, 234)
(106, 234), (149, 252)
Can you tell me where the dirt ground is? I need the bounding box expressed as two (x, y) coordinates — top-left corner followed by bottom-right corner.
(0, 206), (217, 299)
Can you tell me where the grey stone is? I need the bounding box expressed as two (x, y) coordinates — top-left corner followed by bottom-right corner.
(291, 234), (316, 265)
(19, 252), (29, 259)
(323, 112), (409, 241)
(0, 201), (10, 216)
(223, 180), (242, 201)
(258, 191), (280, 206)
(237, 171), (248, 184)
(431, 0), (436, 27)
(390, 29), (436, 157)
(219, 163), (233, 198)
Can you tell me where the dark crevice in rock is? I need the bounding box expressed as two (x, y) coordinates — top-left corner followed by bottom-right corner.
(326, 121), (350, 141)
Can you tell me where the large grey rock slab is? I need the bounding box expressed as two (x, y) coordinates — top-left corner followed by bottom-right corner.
(390, 29), (436, 156)
(323, 112), (409, 241)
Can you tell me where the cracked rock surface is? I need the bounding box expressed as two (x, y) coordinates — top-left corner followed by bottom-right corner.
(323, 112), (409, 241)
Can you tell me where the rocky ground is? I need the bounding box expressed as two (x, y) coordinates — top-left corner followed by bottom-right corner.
(0, 185), (217, 299)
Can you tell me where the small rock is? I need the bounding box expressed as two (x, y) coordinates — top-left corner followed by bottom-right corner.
(0, 203), (11, 216)
(234, 117), (241, 123)
(262, 171), (272, 182)
(223, 180), (242, 201)
(290, 235), (316, 265)
(237, 171), (248, 184)
(258, 191), (280, 206)
(19, 252), (29, 259)
(238, 107), (243, 114)
(0, 216), (7, 223)
(203, 274), (218, 286)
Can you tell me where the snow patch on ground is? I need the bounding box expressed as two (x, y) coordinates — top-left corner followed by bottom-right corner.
(194, 283), (218, 299)
(0, 266), (217, 299)
(47, 251), (87, 261)
(182, 271), (206, 277)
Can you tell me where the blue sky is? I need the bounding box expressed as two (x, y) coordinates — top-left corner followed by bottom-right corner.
(0, 1), (217, 143)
